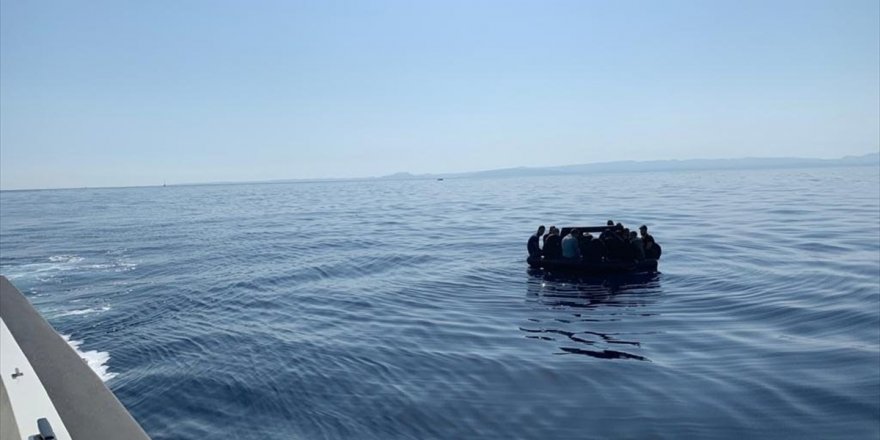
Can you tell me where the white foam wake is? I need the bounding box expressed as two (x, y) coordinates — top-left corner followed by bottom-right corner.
(48, 255), (84, 264)
(55, 305), (112, 317)
(61, 335), (117, 381)
(3, 254), (137, 281)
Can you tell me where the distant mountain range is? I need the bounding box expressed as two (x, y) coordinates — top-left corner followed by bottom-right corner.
(378, 152), (880, 181)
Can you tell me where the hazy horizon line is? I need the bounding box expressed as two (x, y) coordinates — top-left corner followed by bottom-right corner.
(1, 151), (877, 193)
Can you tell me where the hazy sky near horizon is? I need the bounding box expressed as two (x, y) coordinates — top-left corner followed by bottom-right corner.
(1, 0), (878, 189)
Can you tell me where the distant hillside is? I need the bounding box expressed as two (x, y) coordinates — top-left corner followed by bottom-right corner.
(379, 152), (880, 180)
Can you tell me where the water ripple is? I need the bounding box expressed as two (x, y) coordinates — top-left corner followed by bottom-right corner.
(1, 166), (878, 439)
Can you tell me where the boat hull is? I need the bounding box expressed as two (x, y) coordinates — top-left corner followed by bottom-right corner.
(527, 257), (658, 275)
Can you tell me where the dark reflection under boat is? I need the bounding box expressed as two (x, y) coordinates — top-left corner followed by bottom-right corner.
(526, 268), (661, 306)
(522, 270), (662, 361)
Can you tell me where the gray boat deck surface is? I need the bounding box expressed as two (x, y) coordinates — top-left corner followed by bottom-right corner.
(0, 276), (150, 440)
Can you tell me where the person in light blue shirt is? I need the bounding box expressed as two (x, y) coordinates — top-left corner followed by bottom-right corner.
(561, 228), (582, 260)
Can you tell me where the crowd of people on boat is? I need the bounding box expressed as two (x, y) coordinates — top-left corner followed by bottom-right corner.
(527, 220), (662, 263)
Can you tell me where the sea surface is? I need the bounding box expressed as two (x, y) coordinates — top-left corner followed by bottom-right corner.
(1, 166), (878, 439)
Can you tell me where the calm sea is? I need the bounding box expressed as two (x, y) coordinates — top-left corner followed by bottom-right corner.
(1, 167), (878, 439)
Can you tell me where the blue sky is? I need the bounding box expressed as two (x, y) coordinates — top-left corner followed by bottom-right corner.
(1, 0), (878, 189)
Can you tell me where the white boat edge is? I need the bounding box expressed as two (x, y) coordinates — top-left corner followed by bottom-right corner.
(0, 276), (150, 440)
(1, 317), (72, 440)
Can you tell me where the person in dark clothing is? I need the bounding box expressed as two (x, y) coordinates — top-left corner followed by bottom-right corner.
(600, 220), (615, 240)
(629, 231), (646, 261)
(639, 224), (654, 242)
(577, 231), (591, 257)
(527, 225), (545, 258)
(583, 234), (607, 263)
(542, 226), (553, 247)
(618, 229), (636, 261)
(616, 223), (628, 242)
(603, 226), (626, 261)
(644, 235), (662, 259)
(543, 227), (562, 259)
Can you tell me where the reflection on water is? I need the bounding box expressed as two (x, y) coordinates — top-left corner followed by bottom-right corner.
(522, 270), (662, 361)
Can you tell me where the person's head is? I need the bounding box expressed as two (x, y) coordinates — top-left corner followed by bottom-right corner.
(536, 225), (545, 236)
(549, 226), (558, 235)
(570, 228), (579, 237)
(639, 225), (648, 237)
(630, 231), (638, 239)
(606, 220), (614, 226)
(585, 234), (593, 241)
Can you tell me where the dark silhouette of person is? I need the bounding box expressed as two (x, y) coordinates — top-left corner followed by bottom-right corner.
(528, 225), (545, 258)
(543, 226), (563, 259)
(644, 235), (662, 259)
(577, 231), (591, 256)
(617, 228), (636, 261)
(583, 234), (607, 263)
(639, 224), (653, 242)
(629, 231), (646, 261)
(600, 220), (615, 240)
(603, 226), (626, 261)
